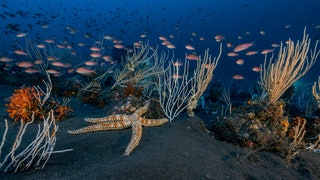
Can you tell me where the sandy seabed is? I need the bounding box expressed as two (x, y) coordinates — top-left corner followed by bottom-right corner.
(0, 84), (319, 180)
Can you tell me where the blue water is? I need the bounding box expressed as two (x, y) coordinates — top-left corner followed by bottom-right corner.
(1, 0), (320, 86)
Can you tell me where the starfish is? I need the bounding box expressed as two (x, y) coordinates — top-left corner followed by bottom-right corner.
(68, 101), (168, 156)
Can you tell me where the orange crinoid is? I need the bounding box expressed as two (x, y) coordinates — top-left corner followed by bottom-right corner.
(6, 86), (73, 122)
(6, 87), (43, 122)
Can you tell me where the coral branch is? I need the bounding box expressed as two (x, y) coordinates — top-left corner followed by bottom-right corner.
(259, 28), (319, 104)
(0, 111), (73, 173)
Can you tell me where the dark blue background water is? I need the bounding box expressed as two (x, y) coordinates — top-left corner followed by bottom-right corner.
(1, 0), (320, 88)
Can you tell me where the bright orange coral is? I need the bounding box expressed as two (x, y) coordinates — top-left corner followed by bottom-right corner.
(54, 105), (73, 121)
(6, 87), (43, 122)
(6, 87), (73, 122)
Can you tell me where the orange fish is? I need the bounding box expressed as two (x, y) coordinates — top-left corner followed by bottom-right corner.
(67, 68), (75, 73)
(203, 64), (212, 69)
(227, 52), (238, 57)
(252, 66), (261, 72)
(37, 44), (46, 49)
(103, 35), (114, 40)
(134, 42), (142, 48)
(44, 39), (55, 44)
(16, 32), (28, 38)
(90, 46), (101, 51)
(103, 55), (112, 61)
(76, 67), (96, 75)
(186, 54), (199, 60)
(0, 57), (14, 62)
(56, 44), (66, 49)
(235, 59), (244, 65)
(51, 61), (66, 67)
(214, 35), (225, 42)
(162, 41), (170, 46)
(84, 61), (97, 66)
(185, 45), (195, 51)
(226, 42), (233, 48)
(63, 63), (72, 68)
(14, 50), (28, 56)
(47, 56), (60, 61)
(166, 44), (176, 49)
(24, 68), (38, 74)
(114, 44), (125, 49)
(34, 59), (44, 64)
(233, 42), (254, 52)
(159, 36), (167, 41)
(261, 49), (274, 54)
(246, 51), (258, 56)
(140, 34), (147, 38)
(90, 52), (102, 58)
(271, 43), (280, 48)
(46, 69), (59, 75)
(232, 75), (245, 80)
(172, 74), (182, 79)
(16, 61), (33, 68)
(173, 61), (183, 66)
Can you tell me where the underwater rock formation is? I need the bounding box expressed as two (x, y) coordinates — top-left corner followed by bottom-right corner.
(212, 102), (291, 155)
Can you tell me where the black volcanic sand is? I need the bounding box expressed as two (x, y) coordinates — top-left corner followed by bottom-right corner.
(0, 84), (319, 179)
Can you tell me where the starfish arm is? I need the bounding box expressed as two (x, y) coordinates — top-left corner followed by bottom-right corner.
(68, 121), (132, 134)
(123, 121), (142, 156)
(133, 101), (149, 117)
(140, 118), (169, 127)
(85, 115), (129, 123)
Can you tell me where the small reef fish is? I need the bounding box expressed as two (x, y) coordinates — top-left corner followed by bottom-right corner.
(166, 44), (176, 49)
(185, 45), (195, 51)
(24, 68), (38, 74)
(114, 44), (125, 49)
(16, 61), (33, 68)
(84, 61), (97, 66)
(47, 56), (60, 61)
(44, 39), (55, 44)
(90, 46), (101, 51)
(159, 36), (167, 41)
(252, 66), (261, 72)
(227, 52), (238, 57)
(16, 32), (28, 37)
(0, 57), (14, 62)
(76, 67), (96, 75)
(90, 52), (102, 58)
(232, 75), (245, 80)
(214, 35), (225, 42)
(261, 49), (274, 54)
(235, 59), (244, 65)
(14, 50), (28, 56)
(173, 61), (183, 66)
(245, 51), (258, 56)
(233, 42), (254, 52)
(172, 74), (182, 79)
(186, 54), (199, 60)
(37, 44), (46, 49)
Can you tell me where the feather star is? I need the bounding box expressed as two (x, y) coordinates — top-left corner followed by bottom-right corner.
(68, 101), (168, 156)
